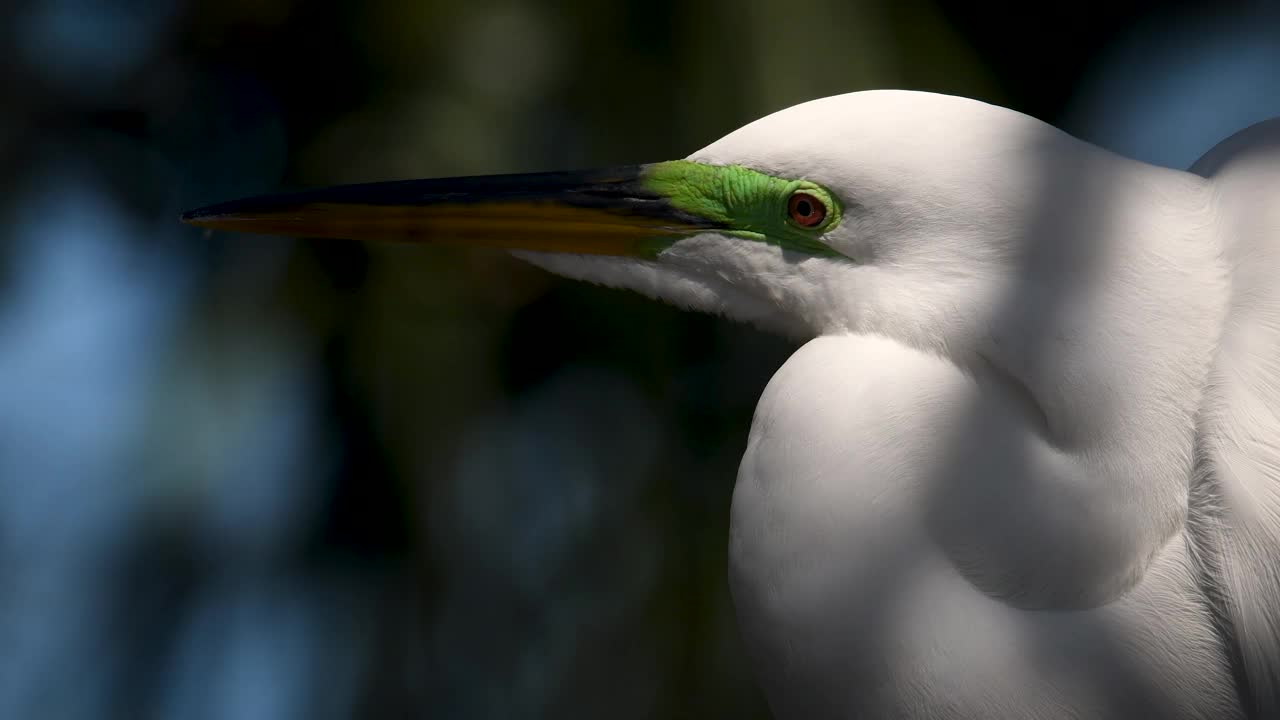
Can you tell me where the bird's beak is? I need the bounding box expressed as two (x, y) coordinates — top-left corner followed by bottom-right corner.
(181, 164), (723, 257)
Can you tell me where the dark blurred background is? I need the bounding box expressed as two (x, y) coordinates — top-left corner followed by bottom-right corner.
(1, 0), (1278, 717)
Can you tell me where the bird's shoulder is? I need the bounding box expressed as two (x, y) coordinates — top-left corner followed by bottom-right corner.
(1189, 115), (1280, 717)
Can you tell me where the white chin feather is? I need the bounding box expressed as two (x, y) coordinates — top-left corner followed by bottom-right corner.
(508, 250), (797, 336)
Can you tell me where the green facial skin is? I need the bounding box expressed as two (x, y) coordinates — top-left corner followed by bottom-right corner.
(639, 160), (844, 259)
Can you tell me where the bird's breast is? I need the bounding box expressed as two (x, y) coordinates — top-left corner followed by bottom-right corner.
(728, 334), (1239, 719)
(729, 333), (981, 716)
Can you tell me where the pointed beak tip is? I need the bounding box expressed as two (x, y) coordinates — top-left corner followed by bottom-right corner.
(171, 164), (714, 254)
(180, 204), (225, 226)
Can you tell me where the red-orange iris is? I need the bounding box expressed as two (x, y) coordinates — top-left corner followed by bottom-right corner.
(788, 192), (826, 227)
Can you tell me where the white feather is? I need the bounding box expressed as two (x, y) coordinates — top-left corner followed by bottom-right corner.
(517, 90), (1280, 718)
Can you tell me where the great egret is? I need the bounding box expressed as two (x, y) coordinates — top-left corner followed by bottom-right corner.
(183, 90), (1280, 719)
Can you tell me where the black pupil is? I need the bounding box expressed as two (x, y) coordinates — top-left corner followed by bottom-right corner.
(796, 199), (812, 216)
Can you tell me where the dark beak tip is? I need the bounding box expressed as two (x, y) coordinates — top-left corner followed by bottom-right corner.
(180, 204), (221, 224)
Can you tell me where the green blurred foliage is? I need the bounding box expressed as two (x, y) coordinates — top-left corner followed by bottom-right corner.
(7, 0), (1193, 716)
(176, 2), (1000, 717)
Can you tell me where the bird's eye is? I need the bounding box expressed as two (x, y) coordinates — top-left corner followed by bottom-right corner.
(788, 192), (826, 228)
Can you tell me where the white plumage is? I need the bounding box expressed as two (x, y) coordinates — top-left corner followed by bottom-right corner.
(523, 91), (1280, 718)
(183, 88), (1280, 718)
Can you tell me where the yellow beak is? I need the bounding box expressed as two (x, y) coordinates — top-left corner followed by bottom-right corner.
(181, 165), (721, 257)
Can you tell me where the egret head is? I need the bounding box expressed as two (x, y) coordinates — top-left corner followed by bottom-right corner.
(523, 90), (1075, 345)
(183, 91), (1149, 351)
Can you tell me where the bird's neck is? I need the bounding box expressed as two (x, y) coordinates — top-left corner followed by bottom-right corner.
(859, 162), (1223, 454)
(833, 164), (1228, 610)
